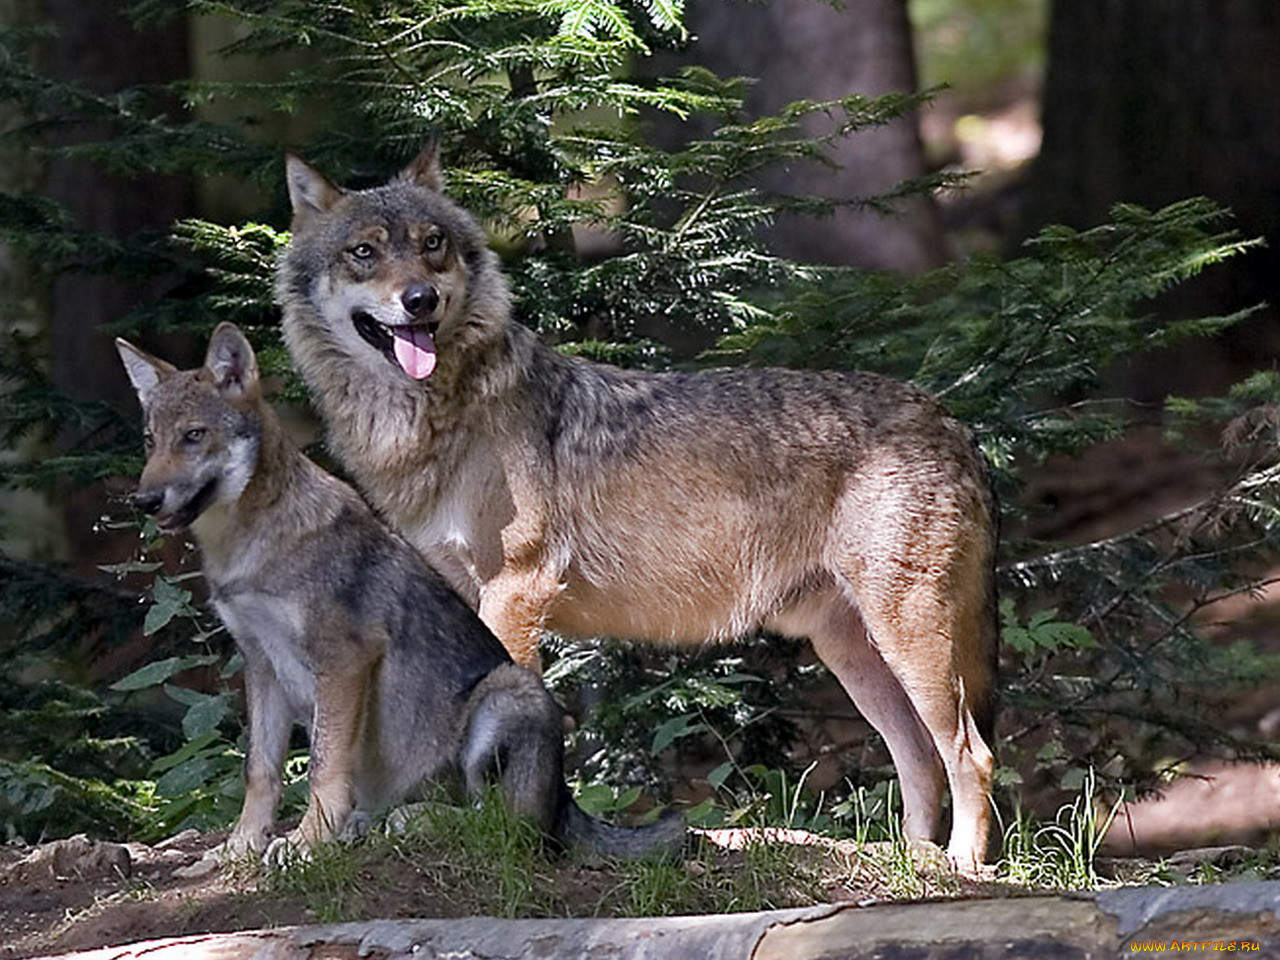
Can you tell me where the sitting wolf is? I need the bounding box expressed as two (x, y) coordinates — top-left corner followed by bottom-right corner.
(116, 322), (681, 860)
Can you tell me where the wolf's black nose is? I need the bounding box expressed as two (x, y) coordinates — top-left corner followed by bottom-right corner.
(131, 489), (164, 516)
(401, 283), (439, 318)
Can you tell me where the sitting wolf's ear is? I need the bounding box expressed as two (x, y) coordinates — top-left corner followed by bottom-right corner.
(116, 339), (175, 408)
(399, 140), (444, 192)
(285, 154), (342, 228)
(205, 323), (260, 401)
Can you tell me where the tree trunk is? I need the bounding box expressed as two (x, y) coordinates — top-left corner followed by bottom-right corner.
(0, 0), (66, 559)
(1024, 0), (1280, 395)
(661, 0), (947, 273)
(43, 1), (193, 412)
(40, 1), (193, 565)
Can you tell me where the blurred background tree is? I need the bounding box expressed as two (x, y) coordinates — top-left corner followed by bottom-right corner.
(650, 0), (947, 272)
(1024, 0), (1280, 400)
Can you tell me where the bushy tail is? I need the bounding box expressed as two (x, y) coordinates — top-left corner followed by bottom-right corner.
(556, 790), (685, 860)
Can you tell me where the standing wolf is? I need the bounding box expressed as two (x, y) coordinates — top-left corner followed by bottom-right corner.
(116, 323), (682, 860)
(278, 146), (999, 870)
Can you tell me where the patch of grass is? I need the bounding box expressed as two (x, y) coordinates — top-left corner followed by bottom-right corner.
(385, 792), (554, 918)
(261, 838), (368, 924)
(255, 771), (1165, 924)
(260, 788), (554, 921)
(252, 786), (885, 921)
(732, 832), (830, 909)
(840, 782), (938, 900)
(997, 768), (1121, 890)
(613, 831), (828, 917)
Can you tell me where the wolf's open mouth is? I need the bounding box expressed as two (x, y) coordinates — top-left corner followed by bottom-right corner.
(157, 477), (219, 532)
(352, 311), (439, 380)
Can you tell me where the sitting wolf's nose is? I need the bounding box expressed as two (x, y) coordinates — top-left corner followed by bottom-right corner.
(130, 489), (164, 515)
(401, 283), (439, 318)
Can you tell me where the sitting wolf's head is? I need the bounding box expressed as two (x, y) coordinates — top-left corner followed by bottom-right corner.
(116, 323), (263, 532)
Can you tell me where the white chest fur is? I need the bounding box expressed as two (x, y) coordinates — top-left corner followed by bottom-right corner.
(213, 592), (316, 710)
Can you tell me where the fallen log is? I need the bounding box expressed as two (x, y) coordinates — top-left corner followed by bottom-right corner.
(28, 881), (1280, 959)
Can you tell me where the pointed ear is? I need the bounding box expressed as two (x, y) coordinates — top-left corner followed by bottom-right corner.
(205, 323), (260, 401)
(116, 338), (175, 407)
(398, 140), (444, 192)
(285, 153), (342, 228)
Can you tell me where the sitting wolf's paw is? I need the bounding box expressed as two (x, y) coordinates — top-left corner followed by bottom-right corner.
(263, 832), (315, 869)
(338, 810), (373, 841)
(383, 802), (433, 835)
(215, 827), (270, 863)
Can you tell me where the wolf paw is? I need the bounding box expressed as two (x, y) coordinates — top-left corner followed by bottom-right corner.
(338, 810), (372, 841)
(214, 829), (268, 863)
(263, 833), (314, 869)
(383, 802), (430, 835)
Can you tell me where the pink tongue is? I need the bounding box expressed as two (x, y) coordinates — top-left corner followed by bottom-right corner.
(391, 326), (437, 379)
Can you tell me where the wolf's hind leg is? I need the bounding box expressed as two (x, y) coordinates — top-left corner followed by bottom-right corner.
(840, 572), (995, 874)
(778, 595), (948, 846)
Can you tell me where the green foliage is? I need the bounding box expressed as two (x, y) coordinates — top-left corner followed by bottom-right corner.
(0, 758), (153, 842)
(548, 636), (811, 806)
(714, 198), (1262, 476)
(699, 762), (835, 834)
(0, 557), (157, 839)
(0, 329), (139, 490)
(996, 445), (1280, 799)
(1001, 600), (1094, 656)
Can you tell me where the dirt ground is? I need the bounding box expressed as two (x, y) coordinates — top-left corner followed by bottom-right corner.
(0, 826), (1002, 960)
(0, 830), (268, 960)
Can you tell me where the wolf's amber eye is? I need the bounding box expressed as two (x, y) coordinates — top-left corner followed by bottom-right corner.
(183, 428), (207, 444)
(350, 243), (376, 260)
(424, 234), (445, 254)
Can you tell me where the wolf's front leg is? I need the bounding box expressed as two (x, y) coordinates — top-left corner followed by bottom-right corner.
(478, 565), (561, 672)
(219, 658), (292, 859)
(476, 475), (560, 670)
(271, 665), (369, 859)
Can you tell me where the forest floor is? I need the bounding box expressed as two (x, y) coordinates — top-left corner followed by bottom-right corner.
(0, 825), (1011, 959)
